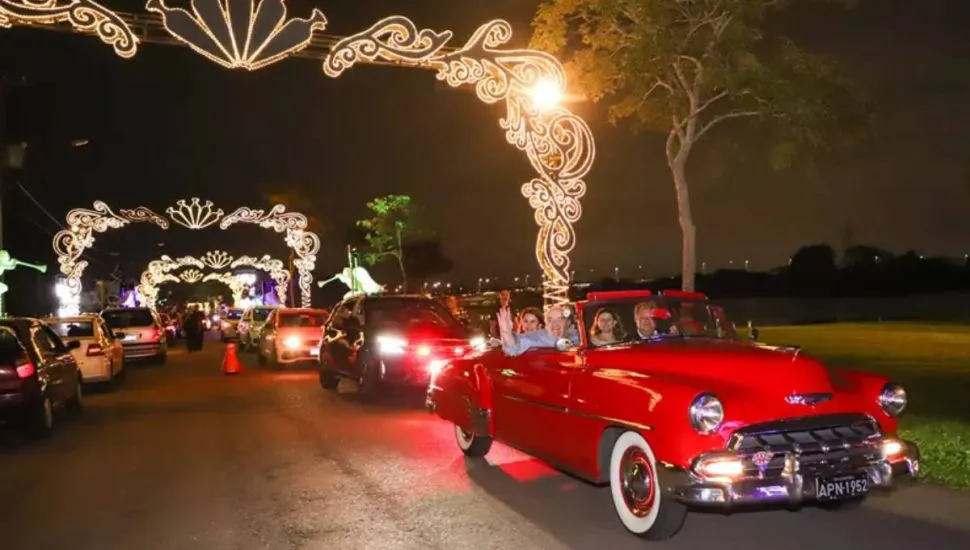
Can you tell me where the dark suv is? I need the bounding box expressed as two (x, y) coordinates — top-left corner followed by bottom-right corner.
(318, 295), (482, 399)
(0, 318), (84, 438)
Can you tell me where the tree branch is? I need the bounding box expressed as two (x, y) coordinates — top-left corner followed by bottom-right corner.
(695, 110), (761, 142)
(694, 90), (728, 118)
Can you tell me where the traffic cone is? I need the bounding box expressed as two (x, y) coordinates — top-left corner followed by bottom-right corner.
(222, 342), (242, 375)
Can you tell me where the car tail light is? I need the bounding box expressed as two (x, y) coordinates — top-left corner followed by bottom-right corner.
(16, 361), (36, 379)
(87, 343), (104, 356)
(151, 328), (161, 341)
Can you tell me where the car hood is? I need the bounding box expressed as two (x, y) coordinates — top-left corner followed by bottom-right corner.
(588, 338), (877, 423)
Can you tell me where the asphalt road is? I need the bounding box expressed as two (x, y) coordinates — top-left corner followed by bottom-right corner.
(2, 335), (970, 550)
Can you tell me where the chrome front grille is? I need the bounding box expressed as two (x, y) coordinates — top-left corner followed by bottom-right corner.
(729, 414), (883, 477)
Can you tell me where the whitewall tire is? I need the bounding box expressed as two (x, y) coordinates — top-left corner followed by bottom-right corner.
(455, 424), (492, 457)
(608, 430), (687, 540)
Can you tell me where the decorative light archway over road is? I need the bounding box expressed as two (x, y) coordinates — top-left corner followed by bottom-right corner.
(137, 250), (290, 308)
(52, 198), (319, 307)
(3, 0), (595, 306)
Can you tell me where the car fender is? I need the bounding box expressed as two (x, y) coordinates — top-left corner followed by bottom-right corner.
(574, 368), (717, 475)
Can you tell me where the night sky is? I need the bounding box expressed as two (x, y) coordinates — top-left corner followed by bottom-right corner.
(1, 0), (969, 311)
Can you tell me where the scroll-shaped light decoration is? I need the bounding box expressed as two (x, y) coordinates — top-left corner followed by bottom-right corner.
(0, 0), (139, 58)
(146, 0), (327, 71)
(200, 250), (232, 269)
(53, 201), (168, 308)
(221, 205), (319, 307)
(323, 17), (595, 306)
(166, 198), (225, 230)
(179, 268), (205, 283)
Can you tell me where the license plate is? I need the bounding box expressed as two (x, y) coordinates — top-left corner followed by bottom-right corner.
(124, 334), (138, 341)
(309, 348), (319, 356)
(815, 473), (869, 501)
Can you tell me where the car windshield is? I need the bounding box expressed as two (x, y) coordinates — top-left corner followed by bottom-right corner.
(252, 308), (273, 321)
(225, 309), (243, 320)
(50, 321), (95, 338)
(0, 328), (25, 365)
(366, 299), (464, 336)
(102, 309), (155, 328)
(582, 295), (737, 347)
(278, 312), (326, 327)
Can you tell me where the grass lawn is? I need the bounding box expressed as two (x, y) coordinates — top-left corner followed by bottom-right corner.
(759, 322), (970, 490)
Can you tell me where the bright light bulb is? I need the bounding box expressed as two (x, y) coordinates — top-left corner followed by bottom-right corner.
(530, 78), (563, 110)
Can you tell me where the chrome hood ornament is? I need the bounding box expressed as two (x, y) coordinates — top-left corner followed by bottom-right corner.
(784, 392), (833, 406)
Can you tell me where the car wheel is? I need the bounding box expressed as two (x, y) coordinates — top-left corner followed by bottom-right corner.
(66, 375), (84, 415)
(455, 424), (492, 457)
(23, 396), (54, 439)
(609, 431), (687, 540)
(357, 361), (381, 401)
(319, 369), (339, 390)
(155, 353), (167, 366)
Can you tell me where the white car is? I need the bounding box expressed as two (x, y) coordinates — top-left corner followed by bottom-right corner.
(219, 308), (244, 341)
(238, 306), (277, 351)
(49, 314), (125, 386)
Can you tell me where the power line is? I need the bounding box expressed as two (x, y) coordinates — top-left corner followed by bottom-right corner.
(14, 179), (119, 257)
(14, 210), (113, 270)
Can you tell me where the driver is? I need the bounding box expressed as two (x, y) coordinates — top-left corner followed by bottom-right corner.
(633, 302), (678, 339)
(497, 305), (580, 356)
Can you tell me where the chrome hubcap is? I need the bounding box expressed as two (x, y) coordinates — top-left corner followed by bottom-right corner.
(457, 426), (473, 447)
(620, 447), (656, 517)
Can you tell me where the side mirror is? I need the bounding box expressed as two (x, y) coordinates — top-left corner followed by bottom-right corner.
(555, 338), (577, 352)
(66, 340), (81, 350)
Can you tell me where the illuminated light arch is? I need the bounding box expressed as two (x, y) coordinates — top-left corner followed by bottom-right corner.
(7, 2), (595, 306)
(136, 251), (290, 308)
(53, 199), (319, 308)
(149, 269), (248, 306)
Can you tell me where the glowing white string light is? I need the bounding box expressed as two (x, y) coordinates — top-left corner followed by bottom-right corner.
(178, 268), (205, 283)
(324, 18), (594, 306)
(16, 6), (596, 307)
(137, 251), (290, 308)
(166, 198), (225, 229)
(146, 0), (327, 71)
(0, 0), (139, 58)
(54, 199), (319, 308)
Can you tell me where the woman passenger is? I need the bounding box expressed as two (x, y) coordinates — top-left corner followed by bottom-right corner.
(516, 307), (543, 334)
(589, 307), (627, 346)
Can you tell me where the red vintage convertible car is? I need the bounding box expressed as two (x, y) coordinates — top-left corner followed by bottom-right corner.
(426, 290), (920, 540)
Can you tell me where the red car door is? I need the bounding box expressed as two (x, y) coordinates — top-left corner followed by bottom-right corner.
(491, 347), (580, 459)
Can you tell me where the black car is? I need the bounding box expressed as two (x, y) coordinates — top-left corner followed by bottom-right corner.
(318, 295), (482, 399)
(0, 317), (84, 438)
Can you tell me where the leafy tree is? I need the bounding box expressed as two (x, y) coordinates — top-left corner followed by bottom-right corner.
(356, 194), (418, 291)
(531, 0), (868, 291)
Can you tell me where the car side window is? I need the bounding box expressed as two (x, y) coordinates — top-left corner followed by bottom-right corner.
(32, 327), (58, 357)
(44, 326), (70, 354)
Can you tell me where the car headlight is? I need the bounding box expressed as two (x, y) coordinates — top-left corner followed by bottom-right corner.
(376, 335), (407, 354)
(283, 336), (302, 349)
(878, 382), (907, 416)
(689, 393), (724, 435)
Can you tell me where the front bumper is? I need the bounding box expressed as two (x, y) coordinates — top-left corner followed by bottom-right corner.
(663, 437), (920, 508)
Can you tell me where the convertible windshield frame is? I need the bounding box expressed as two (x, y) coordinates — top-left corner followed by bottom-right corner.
(579, 296), (737, 348)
